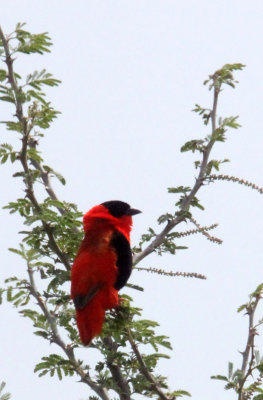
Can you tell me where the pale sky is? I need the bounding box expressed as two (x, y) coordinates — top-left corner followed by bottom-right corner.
(1, 1), (263, 400)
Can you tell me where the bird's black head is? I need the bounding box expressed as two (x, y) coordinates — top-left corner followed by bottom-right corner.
(101, 200), (141, 218)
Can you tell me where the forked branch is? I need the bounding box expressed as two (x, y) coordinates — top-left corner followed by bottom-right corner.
(133, 83), (220, 265)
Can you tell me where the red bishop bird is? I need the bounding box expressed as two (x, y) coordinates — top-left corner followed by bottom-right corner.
(70, 200), (141, 345)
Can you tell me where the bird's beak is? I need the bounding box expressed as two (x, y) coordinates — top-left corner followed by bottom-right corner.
(126, 208), (142, 216)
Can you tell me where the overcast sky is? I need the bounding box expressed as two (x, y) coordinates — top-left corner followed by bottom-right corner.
(1, 1), (263, 400)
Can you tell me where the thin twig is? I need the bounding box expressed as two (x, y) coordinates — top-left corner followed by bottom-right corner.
(189, 217), (222, 244)
(173, 223), (219, 239)
(127, 328), (170, 400)
(209, 174), (263, 194)
(135, 266), (206, 280)
(133, 83), (220, 265)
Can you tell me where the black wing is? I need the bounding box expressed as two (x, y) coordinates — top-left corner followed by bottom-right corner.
(110, 231), (132, 290)
(73, 285), (101, 310)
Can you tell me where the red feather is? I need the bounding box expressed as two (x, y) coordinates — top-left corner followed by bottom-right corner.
(70, 202), (139, 345)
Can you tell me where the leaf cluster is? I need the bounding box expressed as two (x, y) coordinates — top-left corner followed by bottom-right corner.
(94, 296), (178, 397)
(12, 22), (53, 55)
(4, 199), (83, 259)
(34, 354), (75, 380)
(212, 284), (263, 398)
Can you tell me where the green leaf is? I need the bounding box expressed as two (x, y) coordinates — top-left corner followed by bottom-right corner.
(125, 283), (144, 292)
(168, 186), (191, 194)
(43, 165), (66, 184)
(16, 29), (53, 55)
(10, 152), (17, 163)
(206, 159), (229, 175)
(56, 367), (62, 380)
(211, 128), (226, 142)
(256, 363), (263, 374)
(192, 104), (211, 125)
(1, 154), (8, 164)
(211, 375), (229, 381)
(253, 395), (263, 400)
(52, 170), (66, 185)
(8, 247), (26, 258)
(27, 147), (43, 163)
(251, 283), (263, 297)
(170, 390), (191, 398)
(189, 196), (205, 210)
(6, 287), (12, 302)
(157, 213), (174, 224)
(26, 69), (61, 89)
(181, 139), (205, 153)
(228, 362), (233, 379)
(222, 116), (241, 129)
(26, 89), (47, 104)
(0, 95), (16, 104)
(0, 70), (7, 82)
(237, 304), (247, 313)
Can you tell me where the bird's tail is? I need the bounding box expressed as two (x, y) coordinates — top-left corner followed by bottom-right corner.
(76, 288), (119, 345)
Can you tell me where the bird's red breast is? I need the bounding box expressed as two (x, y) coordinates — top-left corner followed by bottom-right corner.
(70, 200), (141, 345)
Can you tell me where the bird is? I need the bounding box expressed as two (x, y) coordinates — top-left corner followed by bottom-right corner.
(70, 200), (141, 345)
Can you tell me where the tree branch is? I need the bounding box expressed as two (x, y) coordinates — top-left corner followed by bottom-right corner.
(102, 337), (131, 400)
(1, 25), (111, 400)
(133, 83), (220, 265)
(0, 25), (71, 271)
(238, 295), (260, 400)
(0, 26), (23, 120)
(27, 264), (110, 400)
(127, 329), (171, 400)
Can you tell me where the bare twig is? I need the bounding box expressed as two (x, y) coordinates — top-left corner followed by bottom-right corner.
(127, 328), (171, 400)
(135, 266), (206, 280)
(133, 83), (220, 265)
